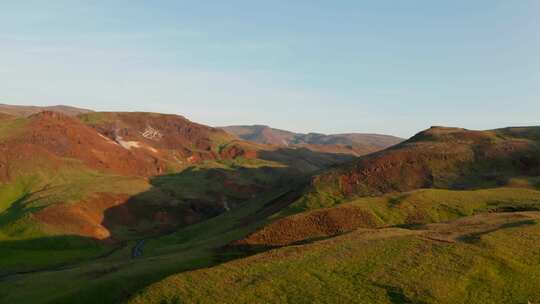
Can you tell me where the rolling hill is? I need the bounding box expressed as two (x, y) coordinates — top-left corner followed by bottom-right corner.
(131, 209), (540, 304)
(285, 126), (540, 214)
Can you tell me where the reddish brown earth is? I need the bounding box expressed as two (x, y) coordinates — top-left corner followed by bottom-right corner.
(33, 191), (200, 241)
(80, 112), (260, 168)
(17, 111), (165, 176)
(33, 193), (132, 240)
(0, 112), (15, 121)
(219, 143), (259, 159)
(0, 111), (263, 180)
(82, 112), (223, 151)
(233, 205), (378, 247)
(311, 126), (540, 199)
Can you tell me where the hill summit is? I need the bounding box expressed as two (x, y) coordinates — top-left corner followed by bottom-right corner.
(286, 126), (540, 213)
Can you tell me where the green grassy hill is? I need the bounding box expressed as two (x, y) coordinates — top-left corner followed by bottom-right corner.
(129, 210), (540, 304)
(234, 187), (540, 247)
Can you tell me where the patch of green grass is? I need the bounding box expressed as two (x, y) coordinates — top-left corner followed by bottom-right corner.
(283, 185), (540, 218)
(343, 187), (540, 226)
(0, 176), (36, 214)
(0, 235), (106, 273)
(208, 133), (238, 153)
(78, 112), (118, 124)
(0, 116), (28, 140)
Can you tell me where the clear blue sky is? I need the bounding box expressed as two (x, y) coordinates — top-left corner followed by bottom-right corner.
(1, 1), (538, 137)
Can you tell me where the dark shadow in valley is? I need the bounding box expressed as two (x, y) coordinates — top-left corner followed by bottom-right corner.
(100, 148), (357, 242)
(101, 165), (306, 241)
(457, 219), (537, 244)
(373, 284), (428, 304)
(0, 234), (118, 280)
(257, 147), (355, 173)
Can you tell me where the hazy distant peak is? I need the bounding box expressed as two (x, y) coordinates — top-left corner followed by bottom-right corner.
(0, 103), (93, 117)
(221, 124), (403, 156)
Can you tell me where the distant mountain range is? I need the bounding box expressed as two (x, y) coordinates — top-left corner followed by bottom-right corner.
(221, 125), (403, 156)
(0, 103), (93, 117)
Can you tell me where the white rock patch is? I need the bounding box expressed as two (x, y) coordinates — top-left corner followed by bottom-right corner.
(141, 125), (162, 141)
(117, 138), (142, 150)
(146, 146), (158, 153)
(116, 136), (160, 153)
(98, 133), (119, 145)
